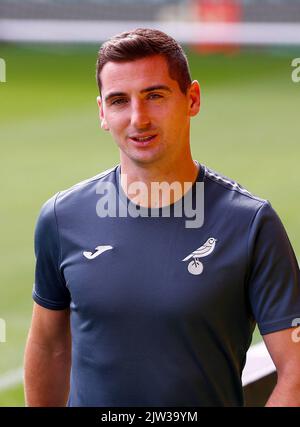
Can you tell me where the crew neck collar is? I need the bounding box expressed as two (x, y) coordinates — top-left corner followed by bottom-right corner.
(116, 160), (205, 217)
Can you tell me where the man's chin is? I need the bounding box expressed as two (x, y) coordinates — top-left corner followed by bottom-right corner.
(121, 148), (164, 166)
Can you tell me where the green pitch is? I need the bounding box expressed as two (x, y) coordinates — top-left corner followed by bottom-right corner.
(0, 44), (299, 406)
(0, 384), (24, 407)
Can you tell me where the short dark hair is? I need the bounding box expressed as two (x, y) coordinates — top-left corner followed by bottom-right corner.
(96, 28), (192, 95)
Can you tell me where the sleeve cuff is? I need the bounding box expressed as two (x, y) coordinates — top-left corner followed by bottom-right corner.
(32, 289), (70, 310)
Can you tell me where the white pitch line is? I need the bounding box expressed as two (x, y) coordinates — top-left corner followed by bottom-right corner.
(242, 341), (276, 386)
(0, 367), (23, 392)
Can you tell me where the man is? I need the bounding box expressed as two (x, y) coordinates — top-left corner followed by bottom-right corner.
(24, 28), (300, 407)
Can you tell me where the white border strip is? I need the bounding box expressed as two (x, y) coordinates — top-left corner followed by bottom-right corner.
(242, 341), (276, 386)
(1, 20), (300, 45)
(0, 367), (23, 393)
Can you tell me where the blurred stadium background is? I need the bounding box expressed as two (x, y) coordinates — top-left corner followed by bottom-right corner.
(0, 0), (299, 406)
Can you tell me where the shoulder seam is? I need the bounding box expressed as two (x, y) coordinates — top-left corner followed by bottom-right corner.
(245, 200), (270, 288)
(58, 164), (118, 198)
(53, 191), (66, 288)
(204, 168), (266, 204)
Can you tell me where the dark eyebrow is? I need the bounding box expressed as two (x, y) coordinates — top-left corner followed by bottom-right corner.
(104, 92), (127, 103)
(140, 85), (172, 94)
(104, 85), (172, 102)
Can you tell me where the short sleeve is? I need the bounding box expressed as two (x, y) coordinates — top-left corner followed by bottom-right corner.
(247, 201), (300, 335)
(33, 193), (71, 310)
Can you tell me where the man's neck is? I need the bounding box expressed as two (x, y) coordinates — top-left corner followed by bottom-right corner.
(119, 156), (199, 208)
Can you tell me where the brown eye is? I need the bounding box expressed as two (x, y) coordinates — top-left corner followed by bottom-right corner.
(148, 93), (163, 100)
(111, 98), (128, 106)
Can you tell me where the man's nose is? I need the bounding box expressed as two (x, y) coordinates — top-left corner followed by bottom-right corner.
(130, 99), (151, 129)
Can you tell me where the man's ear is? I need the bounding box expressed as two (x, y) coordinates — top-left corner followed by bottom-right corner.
(97, 96), (110, 131)
(188, 80), (200, 117)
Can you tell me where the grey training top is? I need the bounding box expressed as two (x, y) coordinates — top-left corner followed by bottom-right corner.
(33, 162), (300, 406)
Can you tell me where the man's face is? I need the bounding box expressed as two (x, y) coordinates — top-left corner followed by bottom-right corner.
(97, 55), (200, 167)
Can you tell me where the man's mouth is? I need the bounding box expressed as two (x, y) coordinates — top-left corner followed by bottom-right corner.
(129, 134), (157, 145)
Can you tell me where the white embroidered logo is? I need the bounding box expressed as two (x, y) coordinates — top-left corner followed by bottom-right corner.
(182, 237), (217, 275)
(83, 245), (113, 260)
